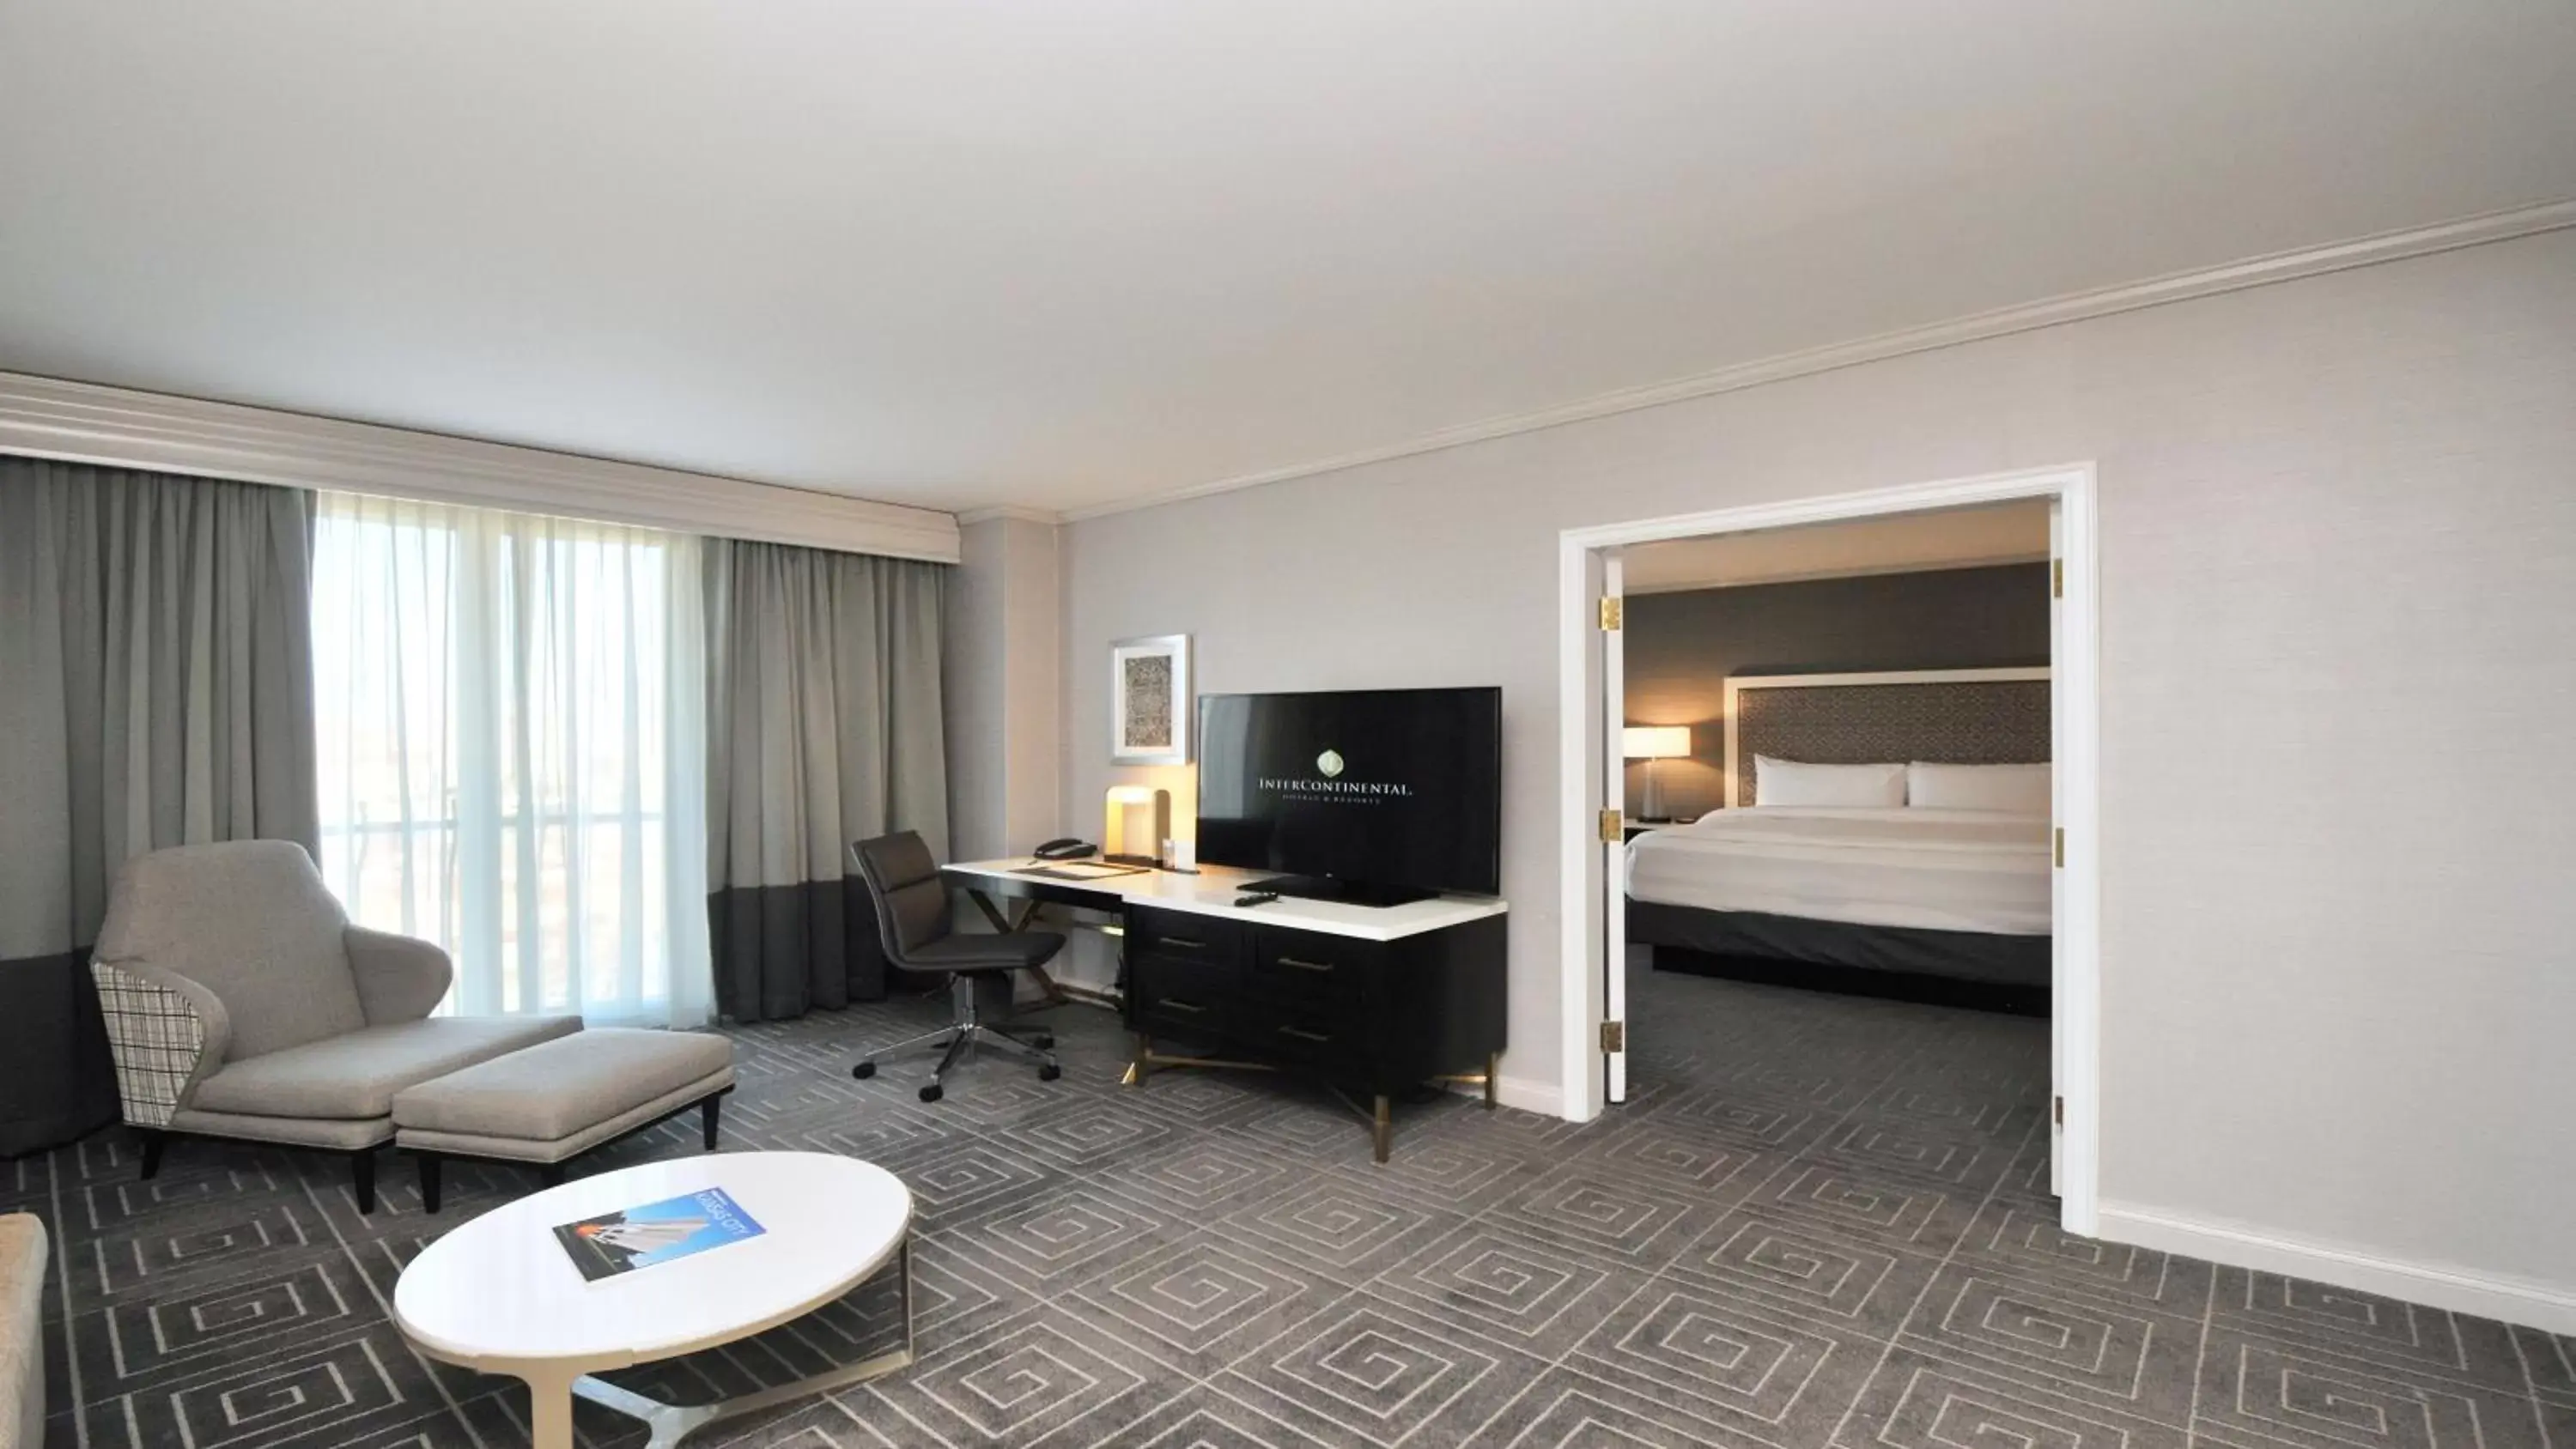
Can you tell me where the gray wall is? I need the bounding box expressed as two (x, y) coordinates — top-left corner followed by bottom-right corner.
(1625, 564), (2049, 818)
(1052, 228), (2576, 1300)
(944, 516), (1061, 863)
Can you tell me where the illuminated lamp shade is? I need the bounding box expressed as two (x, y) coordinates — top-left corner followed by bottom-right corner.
(1103, 785), (1170, 867)
(1620, 726), (1691, 760)
(1620, 725), (1692, 822)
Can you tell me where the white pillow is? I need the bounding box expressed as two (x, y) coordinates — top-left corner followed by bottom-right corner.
(1907, 761), (2051, 814)
(1753, 755), (1906, 808)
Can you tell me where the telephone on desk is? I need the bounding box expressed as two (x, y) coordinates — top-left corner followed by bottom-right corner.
(1032, 838), (1097, 861)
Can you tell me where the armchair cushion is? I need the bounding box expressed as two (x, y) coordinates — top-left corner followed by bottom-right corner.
(188, 1016), (580, 1121)
(90, 961), (233, 1127)
(344, 927), (454, 1024)
(161, 1109), (397, 1153)
(92, 841), (366, 1061)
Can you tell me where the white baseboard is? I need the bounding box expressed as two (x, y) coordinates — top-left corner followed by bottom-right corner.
(1437, 1074), (1561, 1117)
(2097, 1200), (2576, 1334)
(1494, 1076), (1562, 1117)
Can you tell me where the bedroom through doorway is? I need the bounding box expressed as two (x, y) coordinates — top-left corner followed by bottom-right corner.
(1558, 464), (2101, 1233)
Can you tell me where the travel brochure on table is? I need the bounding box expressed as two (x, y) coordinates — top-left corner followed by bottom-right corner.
(551, 1187), (766, 1282)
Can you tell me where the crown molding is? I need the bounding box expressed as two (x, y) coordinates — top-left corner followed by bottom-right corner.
(957, 505), (1064, 527)
(1060, 198), (2576, 524)
(0, 372), (961, 563)
(1624, 549), (2054, 595)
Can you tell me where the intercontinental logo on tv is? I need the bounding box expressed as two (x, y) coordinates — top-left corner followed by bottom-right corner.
(1259, 747), (1415, 801)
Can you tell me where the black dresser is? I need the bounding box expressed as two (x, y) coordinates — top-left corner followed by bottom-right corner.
(1121, 902), (1508, 1161)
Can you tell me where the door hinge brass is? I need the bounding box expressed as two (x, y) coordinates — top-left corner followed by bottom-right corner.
(1601, 1020), (1626, 1052)
(1598, 596), (1623, 630)
(2051, 559), (2063, 598)
(2053, 828), (2065, 868)
(2052, 1094), (2065, 1128)
(1599, 809), (1624, 843)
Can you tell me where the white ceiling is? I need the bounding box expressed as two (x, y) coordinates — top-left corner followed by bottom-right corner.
(3, 3), (2572, 518)
(1624, 501), (2053, 593)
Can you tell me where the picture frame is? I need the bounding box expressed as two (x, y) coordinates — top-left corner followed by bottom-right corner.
(1110, 634), (1191, 765)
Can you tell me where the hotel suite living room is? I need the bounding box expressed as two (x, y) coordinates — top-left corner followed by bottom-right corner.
(3, 6), (2575, 1449)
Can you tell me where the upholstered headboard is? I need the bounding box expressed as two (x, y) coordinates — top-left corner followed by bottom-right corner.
(1722, 667), (2050, 808)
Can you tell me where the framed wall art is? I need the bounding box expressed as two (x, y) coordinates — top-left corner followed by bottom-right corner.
(1110, 634), (1191, 765)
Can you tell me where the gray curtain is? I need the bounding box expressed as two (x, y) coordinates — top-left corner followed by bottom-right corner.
(0, 457), (317, 1155)
(704, 540), (949, 1022)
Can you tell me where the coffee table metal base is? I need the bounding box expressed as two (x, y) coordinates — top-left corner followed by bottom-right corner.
(531, 1238), (914, 1449)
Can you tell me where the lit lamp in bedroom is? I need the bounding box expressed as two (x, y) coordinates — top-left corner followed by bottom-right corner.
(1622, 725), (1692, 822)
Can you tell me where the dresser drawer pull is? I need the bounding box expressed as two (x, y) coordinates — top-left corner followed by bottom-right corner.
(1161, 936), (1206, 949)
(1159, 997), (1207, 1014)
(1275, 956), (1335, 973)
(1277, 1026), (1332, 1043)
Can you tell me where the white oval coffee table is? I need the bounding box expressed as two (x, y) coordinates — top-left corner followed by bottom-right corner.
(393, 1150), (914, 1449)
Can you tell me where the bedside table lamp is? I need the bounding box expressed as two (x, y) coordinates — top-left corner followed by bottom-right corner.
(1622, 725), (1692, 821)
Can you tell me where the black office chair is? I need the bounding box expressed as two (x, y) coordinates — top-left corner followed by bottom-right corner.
(848, 832), (1064, 1101)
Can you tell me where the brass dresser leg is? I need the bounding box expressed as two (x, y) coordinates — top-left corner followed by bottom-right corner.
(1124, 1033), (1153, 1086)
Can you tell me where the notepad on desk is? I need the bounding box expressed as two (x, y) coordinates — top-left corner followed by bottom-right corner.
(1015, 860), (1152, 882)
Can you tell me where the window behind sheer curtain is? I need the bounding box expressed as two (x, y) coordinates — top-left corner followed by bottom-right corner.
(310, 493), (711, 1027)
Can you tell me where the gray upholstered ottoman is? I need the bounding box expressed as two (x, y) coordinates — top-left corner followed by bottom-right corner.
(392, 1028), (735, 1212)
(1, 1214), (46, 1449)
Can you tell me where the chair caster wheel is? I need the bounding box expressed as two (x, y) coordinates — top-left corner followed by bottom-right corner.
(918, 1083), (944, 1103)
(851, 1062), (876, 1080)
(1037, 1064), (1061, 1082)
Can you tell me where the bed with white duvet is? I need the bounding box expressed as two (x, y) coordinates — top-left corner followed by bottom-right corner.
(1643, 677), (2059, 996)
(1624, 806), (2051, 936)
(1623, 797), (2053, 992)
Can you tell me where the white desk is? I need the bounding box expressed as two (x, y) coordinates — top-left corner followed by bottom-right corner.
(944, 857), (1507, 942)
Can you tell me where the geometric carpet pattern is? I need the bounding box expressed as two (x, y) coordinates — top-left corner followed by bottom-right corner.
(10, 958), (2570, 1448)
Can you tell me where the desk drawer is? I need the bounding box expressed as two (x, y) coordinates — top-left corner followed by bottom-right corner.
(1251, 927), (1378, 1003)
(1244, 995), (1368, 1071)
(1127, 906), (1242, 961)
(1130, 949), (1236, 1039)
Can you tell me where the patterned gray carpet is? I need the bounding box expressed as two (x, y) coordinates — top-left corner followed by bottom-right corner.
(11, 959), (2570, 1449)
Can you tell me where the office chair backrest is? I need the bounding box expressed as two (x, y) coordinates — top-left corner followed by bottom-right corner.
(853, 832), (950, 967)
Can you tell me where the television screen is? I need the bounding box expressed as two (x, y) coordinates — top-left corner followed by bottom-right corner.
(1195, 687), (1501, 900)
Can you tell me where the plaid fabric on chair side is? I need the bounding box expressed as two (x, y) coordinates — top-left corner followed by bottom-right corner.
(89, 963), (210, 1129)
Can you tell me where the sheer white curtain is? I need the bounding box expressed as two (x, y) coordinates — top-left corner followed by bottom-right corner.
(310, 492), (712, 1028)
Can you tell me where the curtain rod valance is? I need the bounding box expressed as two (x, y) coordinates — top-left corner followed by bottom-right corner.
(0, 371), (960, 564)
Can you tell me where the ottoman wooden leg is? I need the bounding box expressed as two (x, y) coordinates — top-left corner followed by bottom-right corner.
(416, 1153), (444, 1215)
(702, 1094), (722, 1150)
(352, 1149), (378, 1215)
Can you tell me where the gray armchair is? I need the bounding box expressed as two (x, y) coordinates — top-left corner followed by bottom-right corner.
(88, 840), (578, 1212)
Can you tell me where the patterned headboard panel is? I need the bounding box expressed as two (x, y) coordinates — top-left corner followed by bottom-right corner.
(1724, 670), (2050, 807)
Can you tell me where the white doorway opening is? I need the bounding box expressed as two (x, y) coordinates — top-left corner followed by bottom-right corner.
(1555, 463), (2101, 1236)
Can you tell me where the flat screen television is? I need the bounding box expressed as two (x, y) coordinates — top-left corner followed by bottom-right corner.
(1195, 687), (1501, 905)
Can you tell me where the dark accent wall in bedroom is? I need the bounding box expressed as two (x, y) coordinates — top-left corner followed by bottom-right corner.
(1624, 561), (2049, 819)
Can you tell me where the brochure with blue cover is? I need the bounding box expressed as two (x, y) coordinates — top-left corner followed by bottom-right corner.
(551, 1187), (767, 1282)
